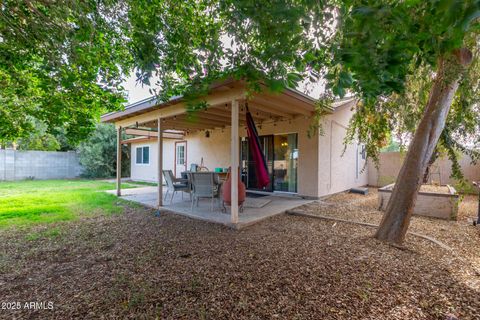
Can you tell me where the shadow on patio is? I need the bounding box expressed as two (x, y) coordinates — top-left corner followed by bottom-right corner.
(107, 186), (313, 228)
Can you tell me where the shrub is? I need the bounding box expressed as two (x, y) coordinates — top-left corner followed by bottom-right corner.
(78, 123), (130, 178)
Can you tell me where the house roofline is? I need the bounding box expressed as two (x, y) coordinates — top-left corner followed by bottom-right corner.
(101, 79), (322, 123)
(101, 80), (355, 124)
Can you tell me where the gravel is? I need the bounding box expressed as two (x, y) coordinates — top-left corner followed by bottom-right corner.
(0, 192), (479, 319)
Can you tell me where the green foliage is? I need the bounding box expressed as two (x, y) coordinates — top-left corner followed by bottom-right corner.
(3, 0), (480, 175)
(332, 1), (480, 97)
(15, 119), (60, 151)
(0, 0), (131, 144)
(126, 0), (335, 100)
(334, 1), (480, 174)
(124, 1), (480, 178)
(53, 127), (80, 151)
(78, 124), (130, 178)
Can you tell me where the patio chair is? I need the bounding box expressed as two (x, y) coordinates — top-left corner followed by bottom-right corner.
(189, 172), (221, 211)
(163, 170), (190, 204)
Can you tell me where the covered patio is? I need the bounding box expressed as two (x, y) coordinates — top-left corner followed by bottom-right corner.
(108, 186), (312, 228)
(101, 79), (324, 227)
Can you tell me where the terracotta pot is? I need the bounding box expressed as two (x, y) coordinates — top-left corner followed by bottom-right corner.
(222, 167), (246, 205)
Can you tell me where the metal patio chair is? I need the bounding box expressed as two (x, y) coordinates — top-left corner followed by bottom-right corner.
(189, 172), (221, 211)
(163, 170), (190, 204)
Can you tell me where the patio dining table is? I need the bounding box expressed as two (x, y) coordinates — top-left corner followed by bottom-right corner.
(180, 171), (225, 184)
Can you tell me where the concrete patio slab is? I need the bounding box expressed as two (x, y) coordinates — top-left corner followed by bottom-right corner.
(106, 186), (313, 228)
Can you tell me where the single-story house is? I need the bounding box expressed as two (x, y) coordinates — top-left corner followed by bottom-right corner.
(101, 79), (368, 224)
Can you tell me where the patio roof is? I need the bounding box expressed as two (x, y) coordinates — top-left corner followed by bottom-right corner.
(101, 79), (344, 134)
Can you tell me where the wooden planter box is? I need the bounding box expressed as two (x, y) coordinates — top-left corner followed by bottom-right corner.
(378, 184), (459, 220)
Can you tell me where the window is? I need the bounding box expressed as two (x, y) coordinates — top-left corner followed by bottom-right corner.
(136, 146), (150, 164)
(176, 145), (185, 165)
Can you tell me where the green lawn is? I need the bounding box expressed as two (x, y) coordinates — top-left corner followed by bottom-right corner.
(0, 179), (135, 229)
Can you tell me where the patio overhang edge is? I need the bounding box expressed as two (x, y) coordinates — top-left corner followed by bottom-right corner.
(108, 86), (247, 129)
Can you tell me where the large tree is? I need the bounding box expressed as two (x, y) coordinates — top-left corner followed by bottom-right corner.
(334, 1), (478, 243)
(0, 0), (131, 144)
(124, 0), (480, 244)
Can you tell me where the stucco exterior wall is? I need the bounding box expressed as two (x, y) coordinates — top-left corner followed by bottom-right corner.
(130, 139), (175, 182)
(184, 127), (231, 171)
(317, 101), (369, 196)
(368, 151), (480, 187)
(129, 101), (368, 198)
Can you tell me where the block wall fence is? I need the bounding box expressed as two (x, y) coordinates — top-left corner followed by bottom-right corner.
(367, 152), (480, 188)
(0, 150), (83, 181)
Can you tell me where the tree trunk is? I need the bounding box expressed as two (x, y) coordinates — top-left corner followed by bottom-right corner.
(375, 48), (472, 244)
(422, 148), (438, 184)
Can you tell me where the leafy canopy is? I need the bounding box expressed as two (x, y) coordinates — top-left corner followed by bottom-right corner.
(0, 0), (131, 144)
(336, 1), (480, 165)
(2, 0), (480, 163)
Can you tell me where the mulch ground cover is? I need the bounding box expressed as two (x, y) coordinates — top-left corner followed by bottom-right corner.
(1, 192), (479, 319)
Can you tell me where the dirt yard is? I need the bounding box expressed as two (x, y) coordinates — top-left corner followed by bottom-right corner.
(1, 189), (479, 319)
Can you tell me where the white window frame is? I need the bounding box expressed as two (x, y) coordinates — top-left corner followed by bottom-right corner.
(135, 145), (150, 165)
(176, 145), (185, 165)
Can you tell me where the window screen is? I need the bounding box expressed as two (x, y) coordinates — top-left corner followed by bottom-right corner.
(136, 146), (150, 164)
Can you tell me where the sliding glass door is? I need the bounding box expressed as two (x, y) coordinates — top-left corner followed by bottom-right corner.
(273, 133), (298, 193)
(242, 135), (274, 191)
(241, 133), (298, 193)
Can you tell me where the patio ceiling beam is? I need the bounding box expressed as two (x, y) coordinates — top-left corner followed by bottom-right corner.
(114, 86), (246, 128)
(191, 107), (245, 120)
(251, 95), (312, 116)
(176, 114), (233, 126)
(160, 121), (218, 131)
(184, 111), (247, 126)
(125, 128), (159, 137)
(138, 120), (203, 132)
(259, 92), (315, 114)
(124, 128), (184, 140)
(256, 82), (317, 110)
(208, 105), (270, 121)
(246, 102), (293, 118)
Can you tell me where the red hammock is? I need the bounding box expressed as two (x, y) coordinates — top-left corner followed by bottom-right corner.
(246, 106), (270, 188)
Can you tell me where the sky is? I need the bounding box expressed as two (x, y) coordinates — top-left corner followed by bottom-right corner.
(123, 73), (155, 104)
(122, 72), (325, 106)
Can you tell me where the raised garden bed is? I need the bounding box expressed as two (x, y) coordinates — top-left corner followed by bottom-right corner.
(378, 184), (459, 220)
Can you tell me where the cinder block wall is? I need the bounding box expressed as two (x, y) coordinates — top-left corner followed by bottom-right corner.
(368, 152), (480, 187)
(0, 150), (83, 181)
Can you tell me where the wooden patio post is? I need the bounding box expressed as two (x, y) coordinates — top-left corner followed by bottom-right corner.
(231, 100), (239, 224)
(157, 117), (163, 208)
(116, 126), (122, 196)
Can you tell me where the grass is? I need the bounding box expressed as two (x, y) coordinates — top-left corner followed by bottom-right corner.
(0, 179), (134, 229)
(125, 180), (158, 187)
